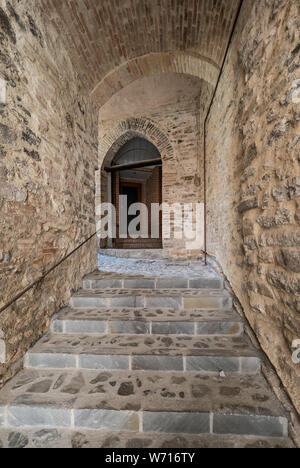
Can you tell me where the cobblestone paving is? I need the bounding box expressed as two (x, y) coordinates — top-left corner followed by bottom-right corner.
(0, 370), (286, 415)
(53, 307), (241, 323)
(28, 332), (256, 357)
(73, 289), (229, 297)
(98, 253), (219, 279)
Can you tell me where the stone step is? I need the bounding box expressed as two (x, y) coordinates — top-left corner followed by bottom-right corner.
(83, 272), (224, 290)
(53, 307), (243, 323)
(51, 307), (244, 336)
(24, 332), (261, 374)
(0, 369), (288, 438)
(100, 249), (165, 260)
(70, 289), (232, 310)
(0, 427), (294, 448)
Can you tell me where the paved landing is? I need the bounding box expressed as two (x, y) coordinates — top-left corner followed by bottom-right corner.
(98, 253), (220, 279)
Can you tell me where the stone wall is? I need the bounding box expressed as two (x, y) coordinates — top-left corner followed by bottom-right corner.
(99, 96), (209, 259)
(0, 0), (98, 385)
(206, 0), (300, 412)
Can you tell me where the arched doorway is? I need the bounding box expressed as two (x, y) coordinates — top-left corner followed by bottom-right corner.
(105, 137), (163, 250)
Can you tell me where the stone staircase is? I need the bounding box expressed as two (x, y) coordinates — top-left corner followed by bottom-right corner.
(0, 268), (294, 448)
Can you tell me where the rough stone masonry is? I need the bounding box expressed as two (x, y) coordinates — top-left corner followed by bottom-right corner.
(207, 0), (300, 412)
(0, 0), (98, 385)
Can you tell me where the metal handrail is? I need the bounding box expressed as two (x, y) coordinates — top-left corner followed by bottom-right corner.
(105, 158), (162, 172)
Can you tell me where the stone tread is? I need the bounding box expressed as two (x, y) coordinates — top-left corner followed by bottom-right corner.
(26, 332), (258, 357)
(0, 427), (294, 448)
(72, 289), (231, 298)
(53, 307), (243, 323)
(83, 271), (223, 289)
(85, 270), (222, 280)
(0, 369), (287, 417)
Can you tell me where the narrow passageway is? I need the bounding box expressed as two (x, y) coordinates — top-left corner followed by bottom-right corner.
(0, 0), (299, 449)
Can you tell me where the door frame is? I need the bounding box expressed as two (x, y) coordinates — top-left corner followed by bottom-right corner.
(119, 181), (143, 205)
(112, 170), (162, 249)
(113, 178), (143, 248)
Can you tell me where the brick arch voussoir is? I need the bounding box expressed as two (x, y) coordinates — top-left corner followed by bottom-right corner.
(92, 52), (219, 108)
(99, 118), (174, 170)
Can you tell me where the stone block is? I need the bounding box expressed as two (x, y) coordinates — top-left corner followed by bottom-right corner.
(0, 79), (6, 105)
(65, 320), (107, 334)
(70, 297), (107, 308)
(237, 198), (258, 214)
(186, 357), (240, 373)
(190, 278), (223, 289)
(8, 407), (71, 428)
(75, 409), (139, 431)
(89, 279), (122, 289)
(0, 340), (5, 364)
(132, 355), (183, 371)
(79, 354), (129, 370)
(143, 412), (210, 434)
(25, 353), (77, 369)
(157, 279), (188, 289)
(51, 321), (64, 333)
(0, 123), (16, 145)
(240, 357), (261, 375)
(277, 250), (300, 273)
(146, 297), (182, 310)
(108, 321), (150, 334)
(124, 279), (155, 289)
(152, 322), (194, 335)
(197, 322), (243, 336)
(184, 296), (231, 310)
(108, 297), (144, 307)
(213, 414), (288, 437)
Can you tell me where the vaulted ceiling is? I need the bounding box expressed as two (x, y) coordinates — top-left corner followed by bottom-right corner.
(98, 73), (204, 121)
(42, 0), (240, 106)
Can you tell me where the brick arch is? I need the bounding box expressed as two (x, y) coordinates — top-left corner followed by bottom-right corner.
(99, 117), (174, 170)
(45, 1), (240, 92)
(92, 52), (218, 108)
(97, 118), (170, 247)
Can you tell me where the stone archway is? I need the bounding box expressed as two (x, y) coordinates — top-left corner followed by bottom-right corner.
(96, 118), (173, 249)
(99, 117), (174, 167)
(91, 52), (219, 108)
